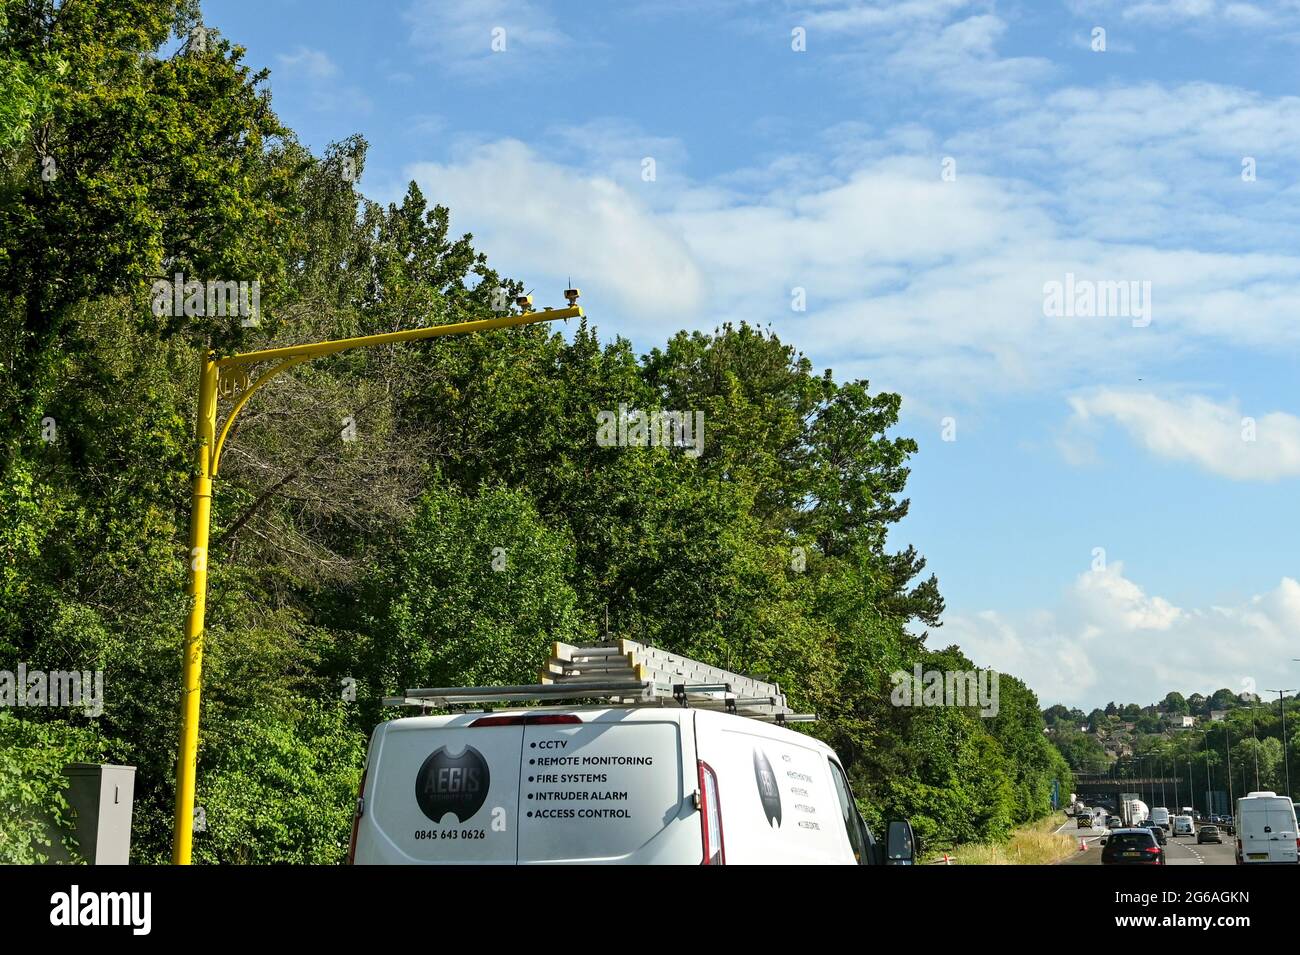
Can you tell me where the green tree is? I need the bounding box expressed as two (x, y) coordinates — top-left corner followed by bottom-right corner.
(1, 0), (298, 465)
(192, 701), (363, 864)
(365, 482), (587, 704)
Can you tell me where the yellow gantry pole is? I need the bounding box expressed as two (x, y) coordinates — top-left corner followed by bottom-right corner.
(173, 352), (217, 864)
(170, 303), (581, 864)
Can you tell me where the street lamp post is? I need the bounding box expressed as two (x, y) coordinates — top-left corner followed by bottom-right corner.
(1203, 731), (1212, 816)
(1266, 689), (1294, 803)
(1224, 724), (1234, 815)
(1171, 752), (1179, 810)
(171, 298), (583, 864)
(1252, 705), (1260, 790)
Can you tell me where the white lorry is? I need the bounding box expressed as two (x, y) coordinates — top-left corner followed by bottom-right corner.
(1120, 796), (1149, 826)
(349, 640), (917, 865)
(1235, 791), (1298, 864)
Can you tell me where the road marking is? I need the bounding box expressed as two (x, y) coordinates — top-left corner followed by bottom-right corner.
(1181, 843), (1205, 864)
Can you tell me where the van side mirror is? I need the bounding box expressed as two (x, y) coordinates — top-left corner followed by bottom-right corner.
(885, 819), (915, 864)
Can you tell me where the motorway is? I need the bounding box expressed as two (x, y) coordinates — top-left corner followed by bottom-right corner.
(1057, 819), (1237, 865)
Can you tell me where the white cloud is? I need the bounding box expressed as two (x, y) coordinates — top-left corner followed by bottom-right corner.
(395, 113), (1300, 404)
(406, 140), (707, 329)
(883, 14), (1055, 99)
(785, 7), (1053, 102)
(404, 0), (571, 75)
(1073, 561), (1183, 630)
(1067, 390), (1300, 480)
(274, 46), (373, 114)
(276, 46), (338, 80)
(799, 0), (975, 31)
(1128, 0), (1224, 21)
(1068, 0), (1298, 27)
(945, 563), (1300, 707)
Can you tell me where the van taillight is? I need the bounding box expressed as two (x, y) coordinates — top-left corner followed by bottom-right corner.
(470, 714), (582, 727)
(347, 765), (367, 865)
(698, 761), (724, 865)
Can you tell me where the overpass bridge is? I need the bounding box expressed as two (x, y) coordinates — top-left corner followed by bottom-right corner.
(1072, 774), (1179, 796)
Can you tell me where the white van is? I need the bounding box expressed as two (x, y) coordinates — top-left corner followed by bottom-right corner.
(1235, 791), (1298, 864)
(1172, 815), (1194, 837)
(1150, 807), (1170, 832)
(348, 706), (915, 865)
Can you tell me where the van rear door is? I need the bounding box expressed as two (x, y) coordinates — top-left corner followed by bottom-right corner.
(517, 710), (698, 864)
(1240, 802), (1269, 860)
(356, 715), (523, 864)
(1265, 799), (1298, 862)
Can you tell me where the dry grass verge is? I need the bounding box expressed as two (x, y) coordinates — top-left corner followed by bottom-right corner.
(922, 814), (1080, 865)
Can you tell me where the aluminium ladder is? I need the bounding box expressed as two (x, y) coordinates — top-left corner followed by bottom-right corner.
(383, 638), (814, 724)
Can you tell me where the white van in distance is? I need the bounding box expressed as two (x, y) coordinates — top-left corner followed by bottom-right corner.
(1235, 791), (1298, 864)
(1149, 807), (1170, 832)
(1172, 815), (1194, 837)
(349, 639), (917, 865)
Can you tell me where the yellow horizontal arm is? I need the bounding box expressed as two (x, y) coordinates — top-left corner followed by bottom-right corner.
(214, 306), (582, 368)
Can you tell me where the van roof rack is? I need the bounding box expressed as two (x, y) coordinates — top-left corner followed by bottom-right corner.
(383, 638), (815, 724)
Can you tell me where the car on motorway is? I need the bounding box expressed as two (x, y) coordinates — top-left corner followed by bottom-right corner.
(1106, 815), (1123, 829)
(1101, 828), (1165, 866)
(1197, 824), (1223, 844)
(1150, 806), (1170, 832)
(1142, 820), (1167, 845)
(1173, 815), (1195, 837)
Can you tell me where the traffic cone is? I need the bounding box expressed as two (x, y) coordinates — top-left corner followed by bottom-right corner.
(1078, 838), (1087, 851)
(943, 853), (951, 865)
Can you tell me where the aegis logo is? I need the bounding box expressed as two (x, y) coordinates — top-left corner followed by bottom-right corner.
(415, 745), (490, 822)
(753, 748), (782, 828)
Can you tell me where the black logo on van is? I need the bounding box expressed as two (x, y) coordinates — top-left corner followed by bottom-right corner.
(415, 745), (490, 822)
(753, 748), (782, 828)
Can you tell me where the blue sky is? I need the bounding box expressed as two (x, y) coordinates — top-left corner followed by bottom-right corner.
(204, 0), (1300, 710)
